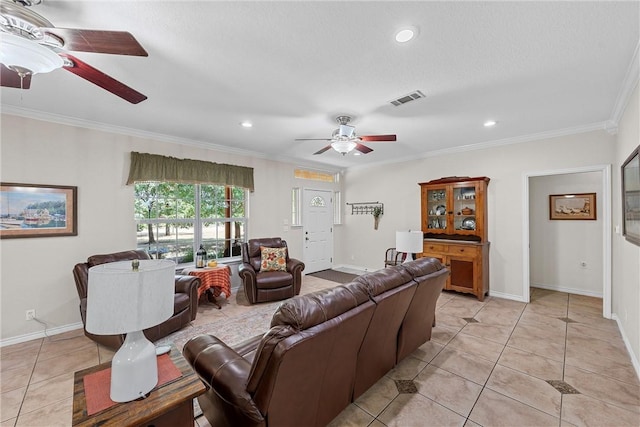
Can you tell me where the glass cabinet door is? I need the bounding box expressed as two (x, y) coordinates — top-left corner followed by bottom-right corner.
(453, 185), (476, 231)
(425, 187), (448, 231)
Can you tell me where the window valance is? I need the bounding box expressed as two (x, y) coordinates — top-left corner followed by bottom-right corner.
(126, 152), (254, 191)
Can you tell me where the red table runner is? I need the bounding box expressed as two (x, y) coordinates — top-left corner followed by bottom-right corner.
(82, 354), (182, 416)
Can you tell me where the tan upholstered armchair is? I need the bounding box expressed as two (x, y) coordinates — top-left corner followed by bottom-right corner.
(72, 250), (200, 350)
(238, 237), (305, 304)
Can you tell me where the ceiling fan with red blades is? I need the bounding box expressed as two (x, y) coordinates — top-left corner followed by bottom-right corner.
(296, 115), (397, 155)
(0, 0), (147, 104)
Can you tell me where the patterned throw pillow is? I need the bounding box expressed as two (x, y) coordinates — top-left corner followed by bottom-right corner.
(260, 246), (288, 272)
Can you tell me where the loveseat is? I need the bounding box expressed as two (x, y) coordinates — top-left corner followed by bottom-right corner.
(183, 257), (449, 427)
(73, 249), (201, 350)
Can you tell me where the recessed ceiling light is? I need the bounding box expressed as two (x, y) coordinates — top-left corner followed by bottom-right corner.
(395, 26), (418, 43)
(484, 120), (497, 127)
(240, 121), (253, 128)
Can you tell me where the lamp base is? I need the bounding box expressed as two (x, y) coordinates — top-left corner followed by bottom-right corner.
(402, 252), (415, 264)
(110, 330), (158, 402)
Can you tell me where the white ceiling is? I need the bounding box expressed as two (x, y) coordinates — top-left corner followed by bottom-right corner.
(1, 1), (639, 171)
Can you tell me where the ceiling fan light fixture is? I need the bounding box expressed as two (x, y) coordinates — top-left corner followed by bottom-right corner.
(0, 33), (62, 75)
(331, 139), (357, 155)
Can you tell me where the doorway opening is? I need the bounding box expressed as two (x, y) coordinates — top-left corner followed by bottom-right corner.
(522, 165), (611, 318)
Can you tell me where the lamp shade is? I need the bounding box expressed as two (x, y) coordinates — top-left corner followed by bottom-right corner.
(86, 259), (175, 335)
(0, 33), (63, 75)
(396, 230), (423, 255)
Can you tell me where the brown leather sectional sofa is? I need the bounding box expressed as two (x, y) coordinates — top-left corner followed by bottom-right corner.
(183, 257), (449, 427)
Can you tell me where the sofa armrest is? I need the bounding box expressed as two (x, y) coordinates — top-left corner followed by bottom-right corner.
(183, 335), (264, 425)
(238, 263), (258, 304)
(287, 258), (305, 295)
(174, 275), (200, 321)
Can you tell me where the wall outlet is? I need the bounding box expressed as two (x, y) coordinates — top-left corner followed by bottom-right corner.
(25, 309), (36, 321)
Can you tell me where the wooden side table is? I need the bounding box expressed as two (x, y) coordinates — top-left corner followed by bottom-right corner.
(182, 265), (232, 309)
(72, 347), (206, 427)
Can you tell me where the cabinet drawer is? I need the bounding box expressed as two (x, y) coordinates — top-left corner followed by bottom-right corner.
(423, 243), (445, 252)
(447, 245), (478, 256)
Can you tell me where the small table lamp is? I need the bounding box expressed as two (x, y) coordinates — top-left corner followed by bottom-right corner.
(86, 259), (175, 402)
(396, 230), (424, 263)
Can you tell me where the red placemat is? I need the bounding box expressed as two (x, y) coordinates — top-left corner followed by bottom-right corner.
(83, 353), (182, 416)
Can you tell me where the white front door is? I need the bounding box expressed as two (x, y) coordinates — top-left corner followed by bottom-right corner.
(302, 189), (333, 273)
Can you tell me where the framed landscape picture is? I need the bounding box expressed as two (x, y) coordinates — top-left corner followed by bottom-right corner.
(549, 193), (596, 220)
(0, 183), (77, 239)
(622, 145), (640, 246)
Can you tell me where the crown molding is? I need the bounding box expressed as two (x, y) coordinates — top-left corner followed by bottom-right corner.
(347, 121), (612, 172)
(1, 105), (269, 158)
(610, 40), (640, 126)
(1, 105), (345, 173)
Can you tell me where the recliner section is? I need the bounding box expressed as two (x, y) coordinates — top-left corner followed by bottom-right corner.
(184, 257), (449, 427)
(73, 249), (201, 350)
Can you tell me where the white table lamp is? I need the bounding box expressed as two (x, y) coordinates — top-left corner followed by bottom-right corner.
(86, 259), (175, 402)
(396, 230), (424, 263)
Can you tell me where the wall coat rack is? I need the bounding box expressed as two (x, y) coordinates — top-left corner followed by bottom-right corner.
(346, 202), (384, 215)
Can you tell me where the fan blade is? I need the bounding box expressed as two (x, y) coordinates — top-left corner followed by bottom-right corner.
(1, 65), (32, 89)
(61, 54), (147, 104)
(295, 138), (332, 141)
(355, 143), (373, 154)
(359, 134), (397, 142)
(42, 28), (148, 56)
(313, 145), (333, 155)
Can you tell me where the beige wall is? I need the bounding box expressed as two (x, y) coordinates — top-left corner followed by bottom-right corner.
(0, 114), (340, 343)
(612, 82), (640, 369)
(342, 130), (616, 300)
(529, 171), (603, 296)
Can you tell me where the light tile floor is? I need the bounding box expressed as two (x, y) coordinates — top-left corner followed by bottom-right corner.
(1, 284), (639, 426)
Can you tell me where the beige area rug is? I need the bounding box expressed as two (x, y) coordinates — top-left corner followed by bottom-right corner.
(156, 274), (342, 354)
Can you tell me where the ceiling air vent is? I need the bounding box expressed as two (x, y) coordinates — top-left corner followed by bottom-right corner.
(390, 90), (425, 106)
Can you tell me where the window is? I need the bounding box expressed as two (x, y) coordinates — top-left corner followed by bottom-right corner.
(334, 190), (342, 224)
(291, 187), (301, 226)
(134, 182), (247, 264)
(294, 168), (335, 182)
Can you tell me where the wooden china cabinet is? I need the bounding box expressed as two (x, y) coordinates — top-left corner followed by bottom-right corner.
(418, 176), (490, 301)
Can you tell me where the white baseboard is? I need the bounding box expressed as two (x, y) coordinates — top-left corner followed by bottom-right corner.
(0, 322), (83, 348)
(611, 314), (640, 382)
(531, 282), (603, 298)
(486, 290), (528, 303)
(331, 264), (376, 273)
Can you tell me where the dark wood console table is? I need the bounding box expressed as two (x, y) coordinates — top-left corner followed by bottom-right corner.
(72, 346), (206, 427)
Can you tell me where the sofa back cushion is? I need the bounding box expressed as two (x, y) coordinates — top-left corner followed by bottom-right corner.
(396, 257), (449, 362)
(247, 282), (374, 427)
(244, 237), (288, 272)
(87, 249), (150, 267)
(352, 265), (417, 398)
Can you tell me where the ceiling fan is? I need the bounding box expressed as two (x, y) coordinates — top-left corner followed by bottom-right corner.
(296, 115), (397, 155)
(0, 0), (147, 103)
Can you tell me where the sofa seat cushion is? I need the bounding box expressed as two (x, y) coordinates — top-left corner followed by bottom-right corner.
(255, 271), (293, 289)
(174, 293), (190, 315)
